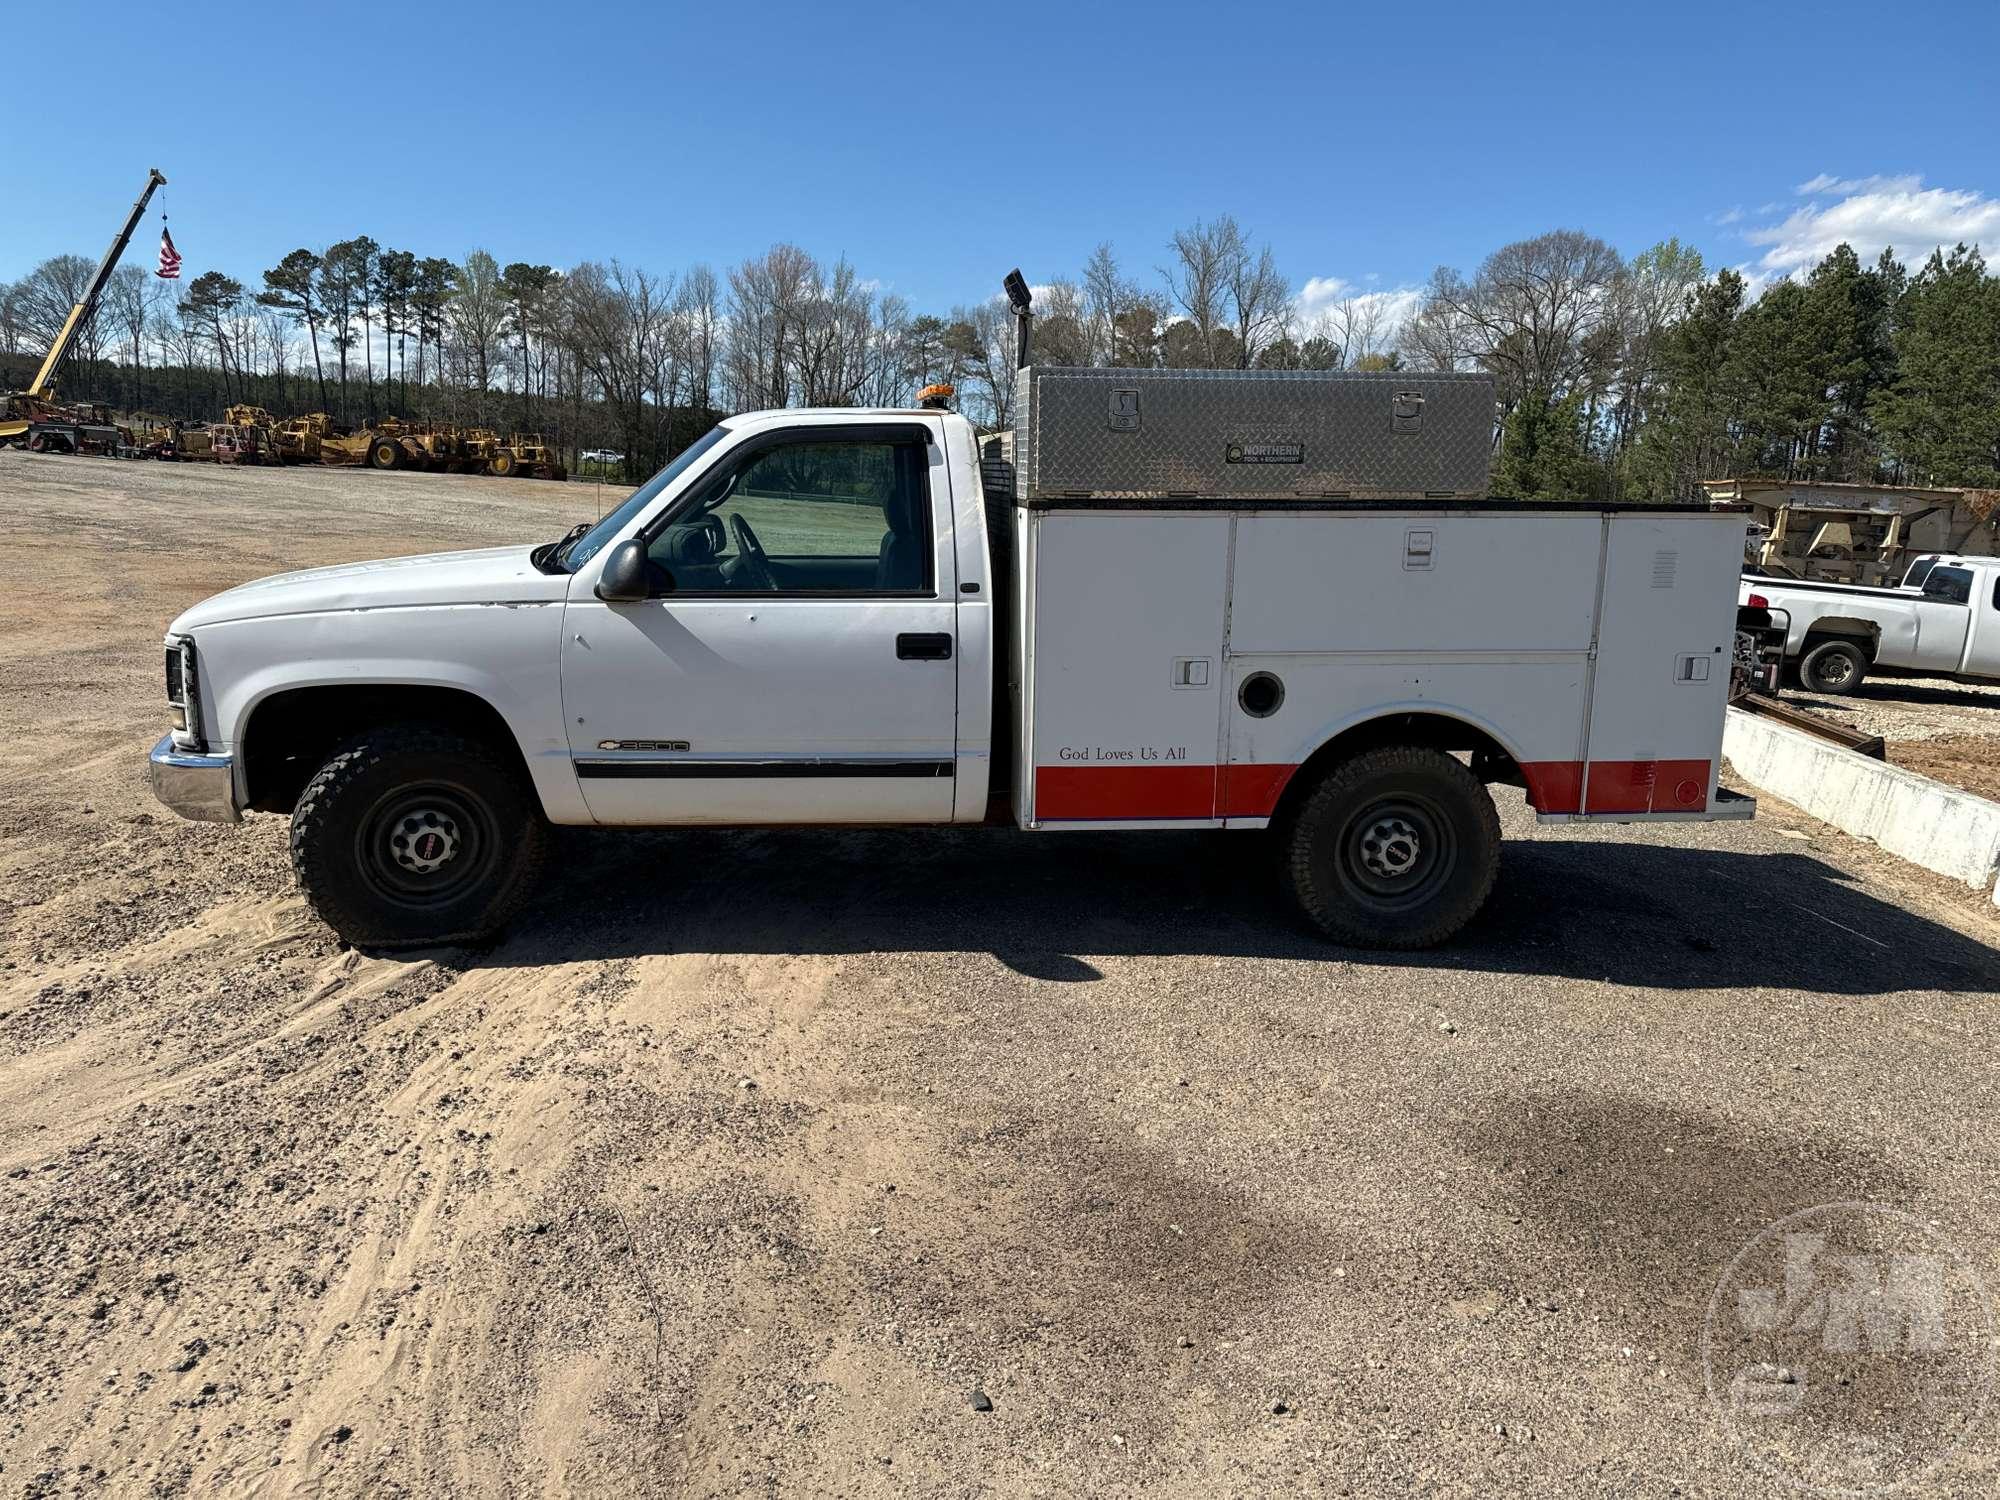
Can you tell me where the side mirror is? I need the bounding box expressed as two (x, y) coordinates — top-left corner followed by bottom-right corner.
(594, 538), (655, 602)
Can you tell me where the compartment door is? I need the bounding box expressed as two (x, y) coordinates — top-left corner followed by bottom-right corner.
(1027, 513), (1230, 825)
(1579, 516), (1739, 815)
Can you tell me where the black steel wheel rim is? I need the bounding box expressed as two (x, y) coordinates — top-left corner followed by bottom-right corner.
(353, 782), (499, 911)
(1331, 794), (1458, 912)
(1815, 652), (1854, 688)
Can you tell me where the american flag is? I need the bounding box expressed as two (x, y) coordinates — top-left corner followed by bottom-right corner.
(157, 227), (181, 280)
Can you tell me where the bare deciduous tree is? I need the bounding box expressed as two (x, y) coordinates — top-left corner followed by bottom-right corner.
(1159, 216), (1290, 369)
(446, 249), (508, 419)
(675, 263), (722, 415)
(944, 303), (1019, 428)
(14, 254), (108, 372)
(106, 265), (159, 410)
(726, 245), (814, 410)
(1162, 219), (1234, 367)
(1415, 230), (1625, 402)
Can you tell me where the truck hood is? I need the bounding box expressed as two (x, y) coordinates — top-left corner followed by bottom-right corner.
(167, 545), (571, 632)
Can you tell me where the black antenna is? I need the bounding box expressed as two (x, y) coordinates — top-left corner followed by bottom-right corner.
(1003, 269), (1033, 369)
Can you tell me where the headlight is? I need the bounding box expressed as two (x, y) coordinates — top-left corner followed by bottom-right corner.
(166, 637), (202, 748)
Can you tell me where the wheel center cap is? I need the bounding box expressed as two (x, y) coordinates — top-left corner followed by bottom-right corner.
(390, 810), (459, 874)
(1361, 817), (1422, 878)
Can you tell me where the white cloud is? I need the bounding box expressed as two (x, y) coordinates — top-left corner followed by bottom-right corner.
(1295, 274), (1352, 314)
(1715, 206), (1744, 226)
(1745, 175), (2000, 279)
(1294, 275), (1423, 347)
(1795, 172), (1922, 197)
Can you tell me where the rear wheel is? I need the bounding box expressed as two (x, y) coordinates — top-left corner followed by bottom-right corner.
(1280, 745), (1501, 949)
(290, 725), (548, 948)
(367, 435), (403, 470)
(490, 449), (517, 477)
(1799, 638), (1867, 695)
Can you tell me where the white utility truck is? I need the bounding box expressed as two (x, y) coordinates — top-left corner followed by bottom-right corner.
(1740, 555), (2000, 694)
(149, 288), (1753, 950)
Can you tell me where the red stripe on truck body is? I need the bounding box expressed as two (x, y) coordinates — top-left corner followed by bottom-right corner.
(1034, 765), (1217, 820)
(1036, 758), (1712, 821)
(1520, 759), (1710, 814)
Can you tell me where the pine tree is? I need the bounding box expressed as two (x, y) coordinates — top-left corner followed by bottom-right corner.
(1633, 269), (1745, 500)
(1803, 243), (1895, 481)
(1496, 390), (1596, 500)
(1873, 244), (2000, 487)
(256, 249), (329, 412)
(1726, 280), (1828, 476)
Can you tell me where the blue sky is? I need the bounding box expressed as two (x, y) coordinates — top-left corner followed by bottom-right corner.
(7, 0), (1998, 326)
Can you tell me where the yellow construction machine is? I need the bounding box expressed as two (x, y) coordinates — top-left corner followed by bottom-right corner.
(174, 424), (218, 462)
(491, 432), (566, 481)
(220, 405), (286, 464)
(455, 427), (500, 473)
(271, 412), (333, 464)
(2, 169), (167, 450)
(313, 418), (413, 471)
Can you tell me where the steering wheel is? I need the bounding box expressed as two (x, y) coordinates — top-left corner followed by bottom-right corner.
(729, 513), (778, 590)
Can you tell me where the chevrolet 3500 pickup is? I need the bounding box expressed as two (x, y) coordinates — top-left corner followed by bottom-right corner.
(148, 354), (1754, 951)
(1741, 555), (2000, 694)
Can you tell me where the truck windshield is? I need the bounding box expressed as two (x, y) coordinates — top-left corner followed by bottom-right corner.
(556, 425), (729, 571)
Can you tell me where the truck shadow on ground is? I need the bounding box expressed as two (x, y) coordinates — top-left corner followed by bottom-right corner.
(490, 824), (2000, 995)
(1795, 677), (1997, 714)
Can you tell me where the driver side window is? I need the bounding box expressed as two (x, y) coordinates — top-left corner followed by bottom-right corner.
(649, 438), (932, 594)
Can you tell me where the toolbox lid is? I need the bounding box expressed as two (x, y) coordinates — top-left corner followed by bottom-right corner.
(1013, 367), (1495, 503)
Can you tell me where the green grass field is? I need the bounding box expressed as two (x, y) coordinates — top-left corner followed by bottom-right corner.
(718, 491), (887, 557)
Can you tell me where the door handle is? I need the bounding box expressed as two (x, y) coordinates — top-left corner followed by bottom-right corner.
(896, 632), (953, 661)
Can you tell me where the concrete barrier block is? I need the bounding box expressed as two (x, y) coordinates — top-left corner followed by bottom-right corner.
(1723, 708), (2000, 889)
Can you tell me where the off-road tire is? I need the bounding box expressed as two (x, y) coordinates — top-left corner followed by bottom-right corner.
(1280, 745), (1501, 950)
(367, 434), (403, 471)
(490, 449), (517, 477)
(1799, 638), (1867, 695)
(290, 725), (548, 948)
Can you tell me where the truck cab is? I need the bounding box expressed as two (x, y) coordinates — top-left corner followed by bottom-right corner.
(151, 378), (1752, 954)
(557, 410), (985, 825)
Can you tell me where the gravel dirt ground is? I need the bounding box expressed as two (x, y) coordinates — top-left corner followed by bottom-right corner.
(1786, 671), (2000, 800)
(4, 451), (2000, 1498)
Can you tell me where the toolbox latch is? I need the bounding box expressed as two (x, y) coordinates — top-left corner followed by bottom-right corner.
(1392, 390), (1425, 432)
(1404, 529), (1436, 571)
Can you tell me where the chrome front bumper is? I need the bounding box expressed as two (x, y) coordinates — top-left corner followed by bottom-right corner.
(148, 734), (240, 823)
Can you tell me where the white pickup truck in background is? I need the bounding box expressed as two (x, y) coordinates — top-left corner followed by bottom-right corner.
(1741, 555), (2000, 694)
(147, 332), (1753, 953)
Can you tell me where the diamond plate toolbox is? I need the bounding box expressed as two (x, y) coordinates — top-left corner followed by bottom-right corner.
(1013, 367), (1495, 501)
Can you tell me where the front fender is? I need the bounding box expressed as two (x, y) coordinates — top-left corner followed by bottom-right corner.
(191, 603), (588, 824)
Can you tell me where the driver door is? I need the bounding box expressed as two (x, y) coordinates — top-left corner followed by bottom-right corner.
(560, 423), (960, 825)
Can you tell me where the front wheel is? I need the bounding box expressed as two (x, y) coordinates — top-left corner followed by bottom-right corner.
(1280, 745), (1501, 949)
(290, 726), (548, 948)
(367, 435), (403, 470)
